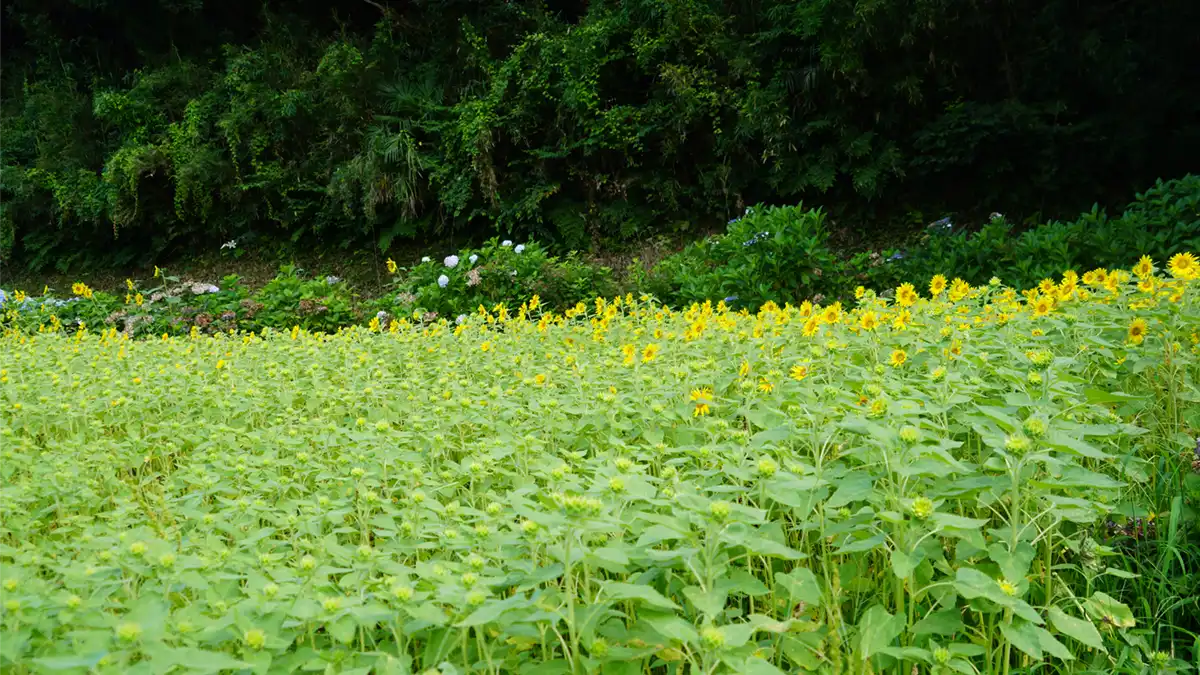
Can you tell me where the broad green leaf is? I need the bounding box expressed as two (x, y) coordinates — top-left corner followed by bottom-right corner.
(741, 657), (787, 675)
(890, 549), (917, 579)
(1102, 567), (1139, 579)
(1000, 619), (1042, 659)
(639, 611), (698, 643)
(834, 533), (886, 554)
(1044, 433), (1112, 460)
(405, 602), (448, 627)
(457, 594), (528, 627)
(776, 567), (823, 607)
(172, 648), (252, 673)
(1048, 607), (1106, 650)
(718, 569), (771, 597)
(1032, 625), (1074, 661)
(682, 585), (728, 617)
(910, 609), (964, 636)
(750, 425), (794, 447)
(724, 527), (806, 559)
(588, 546), (629, 568)
(932, 513), (990, 531)
(601, 662), (641, 675)
(1083, 388), (1146, 404)
(1083, 592), (1136, 629)
(518, 660), (572, 675)
(825, 475), (874, 509)
(855, 605), (903, 660)
(781, 634), (826, 670)
(988, 543), (1035, 582)
(31, 652), (109, 671)
(601, 582), (680, 610)
(975, 405), (1021, 432)
(953, 568), (1010, 605)
(877, 646), (933, 662)
(635, 525), (685, 547)
(329, 615), (357, 644)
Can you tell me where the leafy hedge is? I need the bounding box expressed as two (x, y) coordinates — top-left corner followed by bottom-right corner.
(3, 175), (1197, 335)
(645, 175), (1200, 308)
(889, 175), (1200, 290)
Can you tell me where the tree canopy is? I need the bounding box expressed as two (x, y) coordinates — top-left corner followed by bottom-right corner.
(3, 0), (1197, 270)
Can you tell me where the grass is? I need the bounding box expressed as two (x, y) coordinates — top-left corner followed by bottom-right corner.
(1, 261), (1199, 674)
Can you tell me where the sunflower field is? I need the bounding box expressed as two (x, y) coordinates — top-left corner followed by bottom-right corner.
(2, 254), (1200, 675)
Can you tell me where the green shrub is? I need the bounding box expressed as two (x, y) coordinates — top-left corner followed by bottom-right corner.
(893, 175), (1200, 289)
(244, 265), (359, 333)
(1078, 175), (1200, 266)
(651, 204), (856, 308)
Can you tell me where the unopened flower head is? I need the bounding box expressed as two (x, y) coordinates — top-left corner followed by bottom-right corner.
(910, 497), (935, 519)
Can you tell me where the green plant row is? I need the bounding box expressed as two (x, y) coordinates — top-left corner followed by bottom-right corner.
(646, 176), (1200, 309)
(2, 176), (1196, 335)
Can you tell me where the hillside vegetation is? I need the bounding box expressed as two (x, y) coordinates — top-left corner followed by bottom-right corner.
(3, 0), (1198, 270)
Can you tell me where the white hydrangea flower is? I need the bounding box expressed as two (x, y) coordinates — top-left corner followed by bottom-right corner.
(422, 256), (431, 263)
(514, 244), (525, 254)
(444, 255), (459, 268)
(501, 240), (513, 247)
(437, 274), (450, 288)
(469, 254), (478, 264)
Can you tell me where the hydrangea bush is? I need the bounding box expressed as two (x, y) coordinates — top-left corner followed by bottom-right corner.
(382, 238), (614, 319)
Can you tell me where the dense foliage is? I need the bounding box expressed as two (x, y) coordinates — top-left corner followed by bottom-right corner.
(887, 176), (1200, 292)
(3, 256), (1200, 673)
(3, 177), (1197, 334)
(3, 0), (1199, 270)
(646, 175), (1200, 310)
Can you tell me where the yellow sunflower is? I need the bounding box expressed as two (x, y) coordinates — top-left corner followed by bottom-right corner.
(1132, 255), (1154, 279)
(1127, 318), (1148, 345)
(896, 282), (919, 307)
(1031, 296), (1053, 318)
(1168, 252), (1198, 280)
(929, 274), (948, 297)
